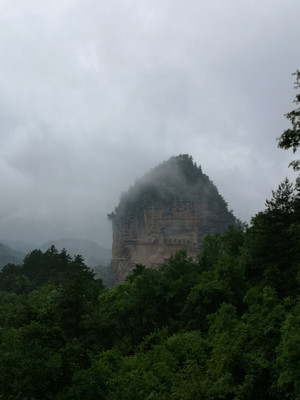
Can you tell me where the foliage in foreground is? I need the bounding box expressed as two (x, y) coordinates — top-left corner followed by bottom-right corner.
(0, 176), (300, 399)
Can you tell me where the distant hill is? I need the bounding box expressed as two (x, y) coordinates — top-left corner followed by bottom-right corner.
(39, 238), (111, 267)
(0, 242), (24, 268)
(1, 239), (36, 255)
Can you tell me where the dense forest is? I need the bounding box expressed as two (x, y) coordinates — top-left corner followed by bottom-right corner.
(0, 71), (300, 399)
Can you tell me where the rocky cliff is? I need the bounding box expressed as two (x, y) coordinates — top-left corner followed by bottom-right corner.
(109, 155), (236, 283)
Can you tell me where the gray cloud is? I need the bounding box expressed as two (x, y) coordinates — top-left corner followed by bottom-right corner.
(0, 0), (299, 247)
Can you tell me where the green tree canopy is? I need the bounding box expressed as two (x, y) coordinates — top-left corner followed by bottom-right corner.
(278, 70), (300, 172)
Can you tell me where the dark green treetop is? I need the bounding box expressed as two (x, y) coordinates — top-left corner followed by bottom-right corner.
(277, 70), (300, 172)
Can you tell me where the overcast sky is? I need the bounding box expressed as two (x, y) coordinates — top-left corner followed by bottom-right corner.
(0, 0), (299, 248)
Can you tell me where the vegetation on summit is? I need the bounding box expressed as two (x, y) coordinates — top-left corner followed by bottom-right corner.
(108, 154), (236, 225)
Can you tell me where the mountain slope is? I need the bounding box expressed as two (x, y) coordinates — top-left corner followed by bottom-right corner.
(0, 242), (24, 268)
(1, 239), (36, 255)
(39, 238), (111, 267)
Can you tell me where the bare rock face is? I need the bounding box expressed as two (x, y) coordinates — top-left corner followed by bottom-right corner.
(109, 155), (236, 284)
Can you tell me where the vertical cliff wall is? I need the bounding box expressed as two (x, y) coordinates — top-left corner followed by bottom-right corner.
(109, 155), (236, 284)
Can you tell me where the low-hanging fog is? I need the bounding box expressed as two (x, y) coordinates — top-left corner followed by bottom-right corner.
(0, 0), (299, 248)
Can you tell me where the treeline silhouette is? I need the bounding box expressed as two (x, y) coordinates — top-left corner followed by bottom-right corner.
(0, 176), (300, 399)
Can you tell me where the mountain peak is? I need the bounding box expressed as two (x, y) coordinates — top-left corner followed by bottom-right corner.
(109, 155), (236, 283)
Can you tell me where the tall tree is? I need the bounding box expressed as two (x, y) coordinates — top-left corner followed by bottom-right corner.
(277, 70), (300, 173)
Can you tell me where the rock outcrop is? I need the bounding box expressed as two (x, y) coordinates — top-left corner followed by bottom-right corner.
(109, 155), (236, 284)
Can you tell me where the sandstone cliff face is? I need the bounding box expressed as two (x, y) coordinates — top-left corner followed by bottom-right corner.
(110, 155), (236, 284)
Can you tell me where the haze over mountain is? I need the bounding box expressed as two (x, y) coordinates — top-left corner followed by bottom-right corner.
(0, 242), (24, 268)
(39, 238), (111, 267)
(1, 240), (36, 256)
(0, 237), (111, 270)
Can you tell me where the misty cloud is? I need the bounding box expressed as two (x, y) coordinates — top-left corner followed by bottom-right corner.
(0, 0), (299, 247)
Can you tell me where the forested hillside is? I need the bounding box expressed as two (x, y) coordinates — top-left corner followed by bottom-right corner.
(0, 176), (299, 399)
(0, 72), (299, 399)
